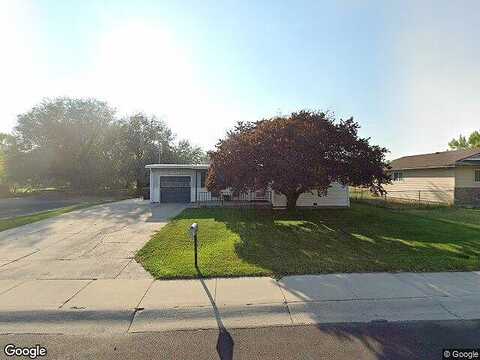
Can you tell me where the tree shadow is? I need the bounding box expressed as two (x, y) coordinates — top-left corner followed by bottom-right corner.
(196, 265), (234, 360)
(307, 319), (480, 359)
(177, 205), (480, 277)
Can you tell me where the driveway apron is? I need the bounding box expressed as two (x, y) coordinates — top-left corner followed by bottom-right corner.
(0, 199), (186, 280)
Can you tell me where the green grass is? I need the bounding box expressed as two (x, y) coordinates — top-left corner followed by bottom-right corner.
(136, 203), (480, 279)
(0, 201), (111, 232)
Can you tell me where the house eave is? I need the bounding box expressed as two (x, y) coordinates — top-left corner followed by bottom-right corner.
(386, 165), (456, 172)
(145, 163), (210, 170)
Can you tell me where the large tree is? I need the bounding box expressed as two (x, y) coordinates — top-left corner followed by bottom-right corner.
(0, 133), (15, 184)
(118, 113), (208, 193)
(10, 97), (119, 190)
(448, 131), (480, 150)
(207, 110), (390, 210)
(6, 97), (208, 192)
(119, 113), (174, 192)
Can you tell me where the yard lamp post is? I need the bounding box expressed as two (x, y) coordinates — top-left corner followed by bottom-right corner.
(190, 223), (199, 268)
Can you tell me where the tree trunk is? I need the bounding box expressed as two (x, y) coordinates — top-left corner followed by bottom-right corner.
(286, 192), (300, 211)
(135, 177), (144, 197)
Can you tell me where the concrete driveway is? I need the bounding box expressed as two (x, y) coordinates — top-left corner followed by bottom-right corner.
(0, 199), (187, 280)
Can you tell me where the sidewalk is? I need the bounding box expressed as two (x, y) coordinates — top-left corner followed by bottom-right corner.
(0, 271), (479, 334)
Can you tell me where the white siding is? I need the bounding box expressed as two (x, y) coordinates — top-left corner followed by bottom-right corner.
(194, 169), (209, 195)
(271, 183), (350, 208)
(150, 168), (197, 203)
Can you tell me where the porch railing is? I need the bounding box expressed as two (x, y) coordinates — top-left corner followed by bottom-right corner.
(197, 190), (272, 205)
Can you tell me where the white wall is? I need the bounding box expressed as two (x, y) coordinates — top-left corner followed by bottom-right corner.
(149, 168), (198, 203)
(271, 183), (350, 208)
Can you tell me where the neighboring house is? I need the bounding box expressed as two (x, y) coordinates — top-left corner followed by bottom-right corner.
(386, 148), (480, 206)
(145, 163), (350, 208)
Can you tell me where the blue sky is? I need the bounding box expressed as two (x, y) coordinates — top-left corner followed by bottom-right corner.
(1, 0), (479, 159)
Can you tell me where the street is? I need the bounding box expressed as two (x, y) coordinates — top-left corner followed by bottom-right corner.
(1, 320), (479, 360)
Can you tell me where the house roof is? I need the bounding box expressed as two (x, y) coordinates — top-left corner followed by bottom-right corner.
(145, 163), (209, 170)
(389, 148), (480, 171)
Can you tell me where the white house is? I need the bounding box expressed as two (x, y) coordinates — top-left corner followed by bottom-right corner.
(146, 163), (350, 208)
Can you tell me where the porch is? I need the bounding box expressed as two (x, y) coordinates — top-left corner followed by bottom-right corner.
(195, 190), (273, 208)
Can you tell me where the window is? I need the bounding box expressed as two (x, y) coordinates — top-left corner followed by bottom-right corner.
(393, 171), (404, 182)
(200, 171), (207, 188)
(475, 169), (480, 182)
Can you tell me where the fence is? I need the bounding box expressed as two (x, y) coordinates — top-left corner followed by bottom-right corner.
(196, 190), (272, 208)
(350, 187), (454, 208)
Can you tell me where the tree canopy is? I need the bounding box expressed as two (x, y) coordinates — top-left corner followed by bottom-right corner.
(207, 110), (390, 210)
(448, 131), (480, 150)
(3, 97), (206, 192)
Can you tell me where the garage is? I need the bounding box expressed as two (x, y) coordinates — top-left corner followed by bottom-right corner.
(160, 176), (191, 203)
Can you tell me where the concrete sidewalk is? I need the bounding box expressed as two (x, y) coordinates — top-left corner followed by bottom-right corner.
(0, 272), (479, 334)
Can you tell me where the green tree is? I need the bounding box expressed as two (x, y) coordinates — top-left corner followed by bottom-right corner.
(0, 133), (15, 184)
(6, 98), (207, 193)
(449, 131), (480, 150)
(119, 113), (174, 192)
(119, 113), (207, 193)
(10, 97), (118, 190)
(169, 139), (208, 164)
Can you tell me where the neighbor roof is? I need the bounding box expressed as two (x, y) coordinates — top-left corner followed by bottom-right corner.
(389, 148), (480, 170)
(145, 163), (209, 170)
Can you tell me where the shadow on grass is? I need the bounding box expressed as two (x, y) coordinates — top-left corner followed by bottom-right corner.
(176, 204), (480, 277)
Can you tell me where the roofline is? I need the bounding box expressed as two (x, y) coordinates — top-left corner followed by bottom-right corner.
(456, 151), (480, 162)
(386, 165), (456, 171)
(392, 149), (480, 161)
(145, 163), (210, 170)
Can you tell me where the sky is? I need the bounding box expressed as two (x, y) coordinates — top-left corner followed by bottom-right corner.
(1, 0), (479, 160)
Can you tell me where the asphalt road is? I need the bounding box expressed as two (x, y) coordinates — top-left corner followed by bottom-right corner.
(0, 196), (94, 219)
(0, 320), (478, 360)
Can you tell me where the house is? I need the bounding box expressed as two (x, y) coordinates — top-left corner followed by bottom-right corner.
(145, 163), (350, 208)
(386, 148), (480, 206)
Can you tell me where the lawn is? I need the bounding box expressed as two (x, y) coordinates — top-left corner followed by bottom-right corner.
(0, 201), (111, 232)
(136, 202), (480, 279)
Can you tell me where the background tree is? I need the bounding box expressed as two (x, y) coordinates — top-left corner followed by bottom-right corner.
(9, 97), (118, 190)
(4, 97), (207, 193)
(449, 131), (480, 150)
(0, 133), (15, 185)
(207, 110), (390, 210)
(118, 113), (208, 194)
(170, 139), (209, 164)
(119, 113), (174, 193)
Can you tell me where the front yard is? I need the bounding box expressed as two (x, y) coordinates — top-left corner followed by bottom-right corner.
(136, 202), (480, 279)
